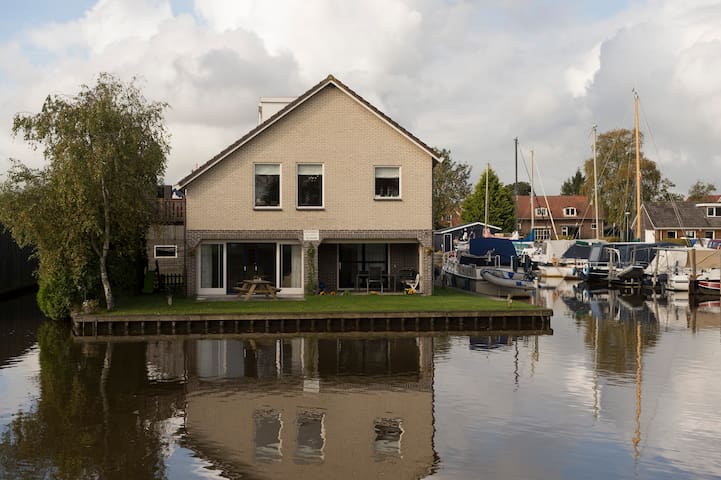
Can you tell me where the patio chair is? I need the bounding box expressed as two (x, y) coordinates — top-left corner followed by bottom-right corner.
(403, 273), (420, 292)
(367, 266), (384, 293)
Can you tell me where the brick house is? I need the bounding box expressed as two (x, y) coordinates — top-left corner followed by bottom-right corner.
(515, 195), (604, 240)
(639, 201), (721, 242)
(177, 75), (440, 297)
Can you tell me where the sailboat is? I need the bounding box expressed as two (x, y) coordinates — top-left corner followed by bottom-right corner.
(442, 164), (537, 298)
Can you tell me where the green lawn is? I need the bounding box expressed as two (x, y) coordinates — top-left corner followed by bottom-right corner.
(105, 287), (542, 316)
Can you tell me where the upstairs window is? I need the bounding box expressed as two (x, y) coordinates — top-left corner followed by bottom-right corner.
(297, 164), (323, 208)
(563, 207), (577, 217)
(707, 206), (721, 217)
(255, 164), (281, 208)
(375, 166), (400, 199)
(535, 207), (548, 217)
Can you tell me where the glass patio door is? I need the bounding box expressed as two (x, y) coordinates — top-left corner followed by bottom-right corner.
(198, 243), (225, 295)
(280, 244), (303, 294)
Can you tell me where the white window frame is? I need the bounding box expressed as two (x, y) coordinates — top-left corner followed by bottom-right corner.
(254, 163), (282, 209)
(591, 223), (597, 230)
(374, 166), (401, 200)
(535, 228), (551, 240)
(563, 207), (577, 217)
(707, 206), (721, 217)
(705, 231), (714, 239)
(197, 242), (226, 295)
(561, 226), (570, 236)
(684, 230), (696, 239)
(154, 245), (177, 258)
(535, 207), (548, 217)
(296, 163), (324, 209)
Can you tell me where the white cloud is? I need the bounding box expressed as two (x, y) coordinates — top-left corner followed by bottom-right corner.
(1, 0), (721, 196)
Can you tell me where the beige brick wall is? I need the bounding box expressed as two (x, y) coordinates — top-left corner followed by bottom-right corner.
(185, 85), (433, 232)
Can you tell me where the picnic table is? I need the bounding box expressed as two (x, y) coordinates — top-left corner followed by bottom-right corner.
(233, 278), (280, 301)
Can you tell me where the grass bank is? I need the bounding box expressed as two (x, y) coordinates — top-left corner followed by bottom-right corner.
(106, 288), (542, 316)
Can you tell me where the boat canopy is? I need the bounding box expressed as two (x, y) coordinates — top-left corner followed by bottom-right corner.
(468, 237), (519, 264)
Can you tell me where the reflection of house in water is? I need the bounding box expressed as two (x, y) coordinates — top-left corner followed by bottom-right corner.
(155, 336), (435, 479)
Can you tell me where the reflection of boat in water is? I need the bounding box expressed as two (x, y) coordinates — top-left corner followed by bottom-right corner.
(469, 336), (511, 350)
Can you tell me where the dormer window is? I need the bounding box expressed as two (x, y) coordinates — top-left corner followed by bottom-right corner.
(707, 206), (721, 217)
(563, 207), (577, 217)
(535, 207), (548, 217)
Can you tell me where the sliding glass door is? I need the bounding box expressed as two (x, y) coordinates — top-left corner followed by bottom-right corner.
(198, 243), (225, 295)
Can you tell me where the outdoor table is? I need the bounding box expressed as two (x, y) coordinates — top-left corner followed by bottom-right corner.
(234, 278), (280, 301)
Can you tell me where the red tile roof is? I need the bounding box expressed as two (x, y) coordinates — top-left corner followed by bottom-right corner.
(515, 195), (603, 220)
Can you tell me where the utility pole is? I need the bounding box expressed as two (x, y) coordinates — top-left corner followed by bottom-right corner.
(514, 137), (518, 234)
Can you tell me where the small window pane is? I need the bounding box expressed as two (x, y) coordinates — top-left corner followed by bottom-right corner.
(298, 164), (323, 207)
(256, 164), (280, 207)
(154, 245), (177, 258)
(375, 167), (400, 198)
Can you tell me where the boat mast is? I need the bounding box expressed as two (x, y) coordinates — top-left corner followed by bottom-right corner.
(634, 89), (641, 241)
(484, 163), (490, 236)
(593, 125), (600, 239)
(530, 149), (535, 235)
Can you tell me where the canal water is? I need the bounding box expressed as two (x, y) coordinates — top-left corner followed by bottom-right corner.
(1, 283), (720, 479)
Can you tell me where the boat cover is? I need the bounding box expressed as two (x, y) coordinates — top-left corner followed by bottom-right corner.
(468, 238), (518, 265)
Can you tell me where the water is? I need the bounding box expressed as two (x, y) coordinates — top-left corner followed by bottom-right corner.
(1, 284), (721, 479)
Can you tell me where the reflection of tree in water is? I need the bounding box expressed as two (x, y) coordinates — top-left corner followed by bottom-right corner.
(575, 296), (659, 379)
(0, 322), (170, 479)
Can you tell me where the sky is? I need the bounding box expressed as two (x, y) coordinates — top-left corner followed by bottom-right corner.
(1, 0), (720, 195)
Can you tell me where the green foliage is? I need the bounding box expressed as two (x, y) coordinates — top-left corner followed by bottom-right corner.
(432, 148), (472, 229)
(561, 169), (585, 195)
(508, 181), (531, 196)
(461, 167), (515, 232)
(687, 180), (716, 201)
(36, 267), (78, 320)
(581, 128), (679, 229)
(0, 73), (169, 312)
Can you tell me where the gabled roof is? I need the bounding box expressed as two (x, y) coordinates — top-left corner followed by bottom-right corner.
(642, 201), (721, 229)
(434, 221), (501, 234)
(178, 74), (440, 188)
(515, 195), (603, 220)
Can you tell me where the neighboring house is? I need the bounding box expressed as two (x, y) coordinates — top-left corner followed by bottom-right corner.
(433, 222), (501, 252)
(640, 201), (721, 242)
(145, 185), (185, 283)
(177, 75), (440, 297)
(515, 195), (604, 240)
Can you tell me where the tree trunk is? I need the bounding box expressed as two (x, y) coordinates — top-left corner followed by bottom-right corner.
(100, 176), (115, 311)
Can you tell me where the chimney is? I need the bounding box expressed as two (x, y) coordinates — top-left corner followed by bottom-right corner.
(258, 97), (296, 124)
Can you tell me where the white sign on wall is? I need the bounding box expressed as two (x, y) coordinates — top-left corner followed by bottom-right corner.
(303, 229), (320, 241)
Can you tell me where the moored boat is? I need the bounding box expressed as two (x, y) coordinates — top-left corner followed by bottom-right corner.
(443, 237), (536, 298)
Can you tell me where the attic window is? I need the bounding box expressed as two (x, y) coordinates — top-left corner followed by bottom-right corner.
(375, 166), (400, 199)
(563, 207), (577, 217)
(707, 207), (721, 217)
(255, 164), (281, 208)
(535, 207), (548, 217)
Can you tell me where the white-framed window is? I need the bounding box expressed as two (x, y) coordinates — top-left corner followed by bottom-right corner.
(255, 164), (281, 208)
(535, 207), (548, 217)
(561, 226), (570, 236)
(705, 231), (714, 239)
(375, 166), (401, 199)
(297, 164), (324, 208)
(154, 245), (177, 258)
(666, 231), (676, 239)
(684, 230), (696, 238)
(707, 206), (721, 217)
(591, 223), (597, 230)
(535, 228), (551, 240)
(563, 207), (577, 217)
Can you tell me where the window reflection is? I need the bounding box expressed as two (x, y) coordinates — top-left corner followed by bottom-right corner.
(254, 409), (282, 463)
(374, 418), (403, 460)
(295, 409), (325, 464)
